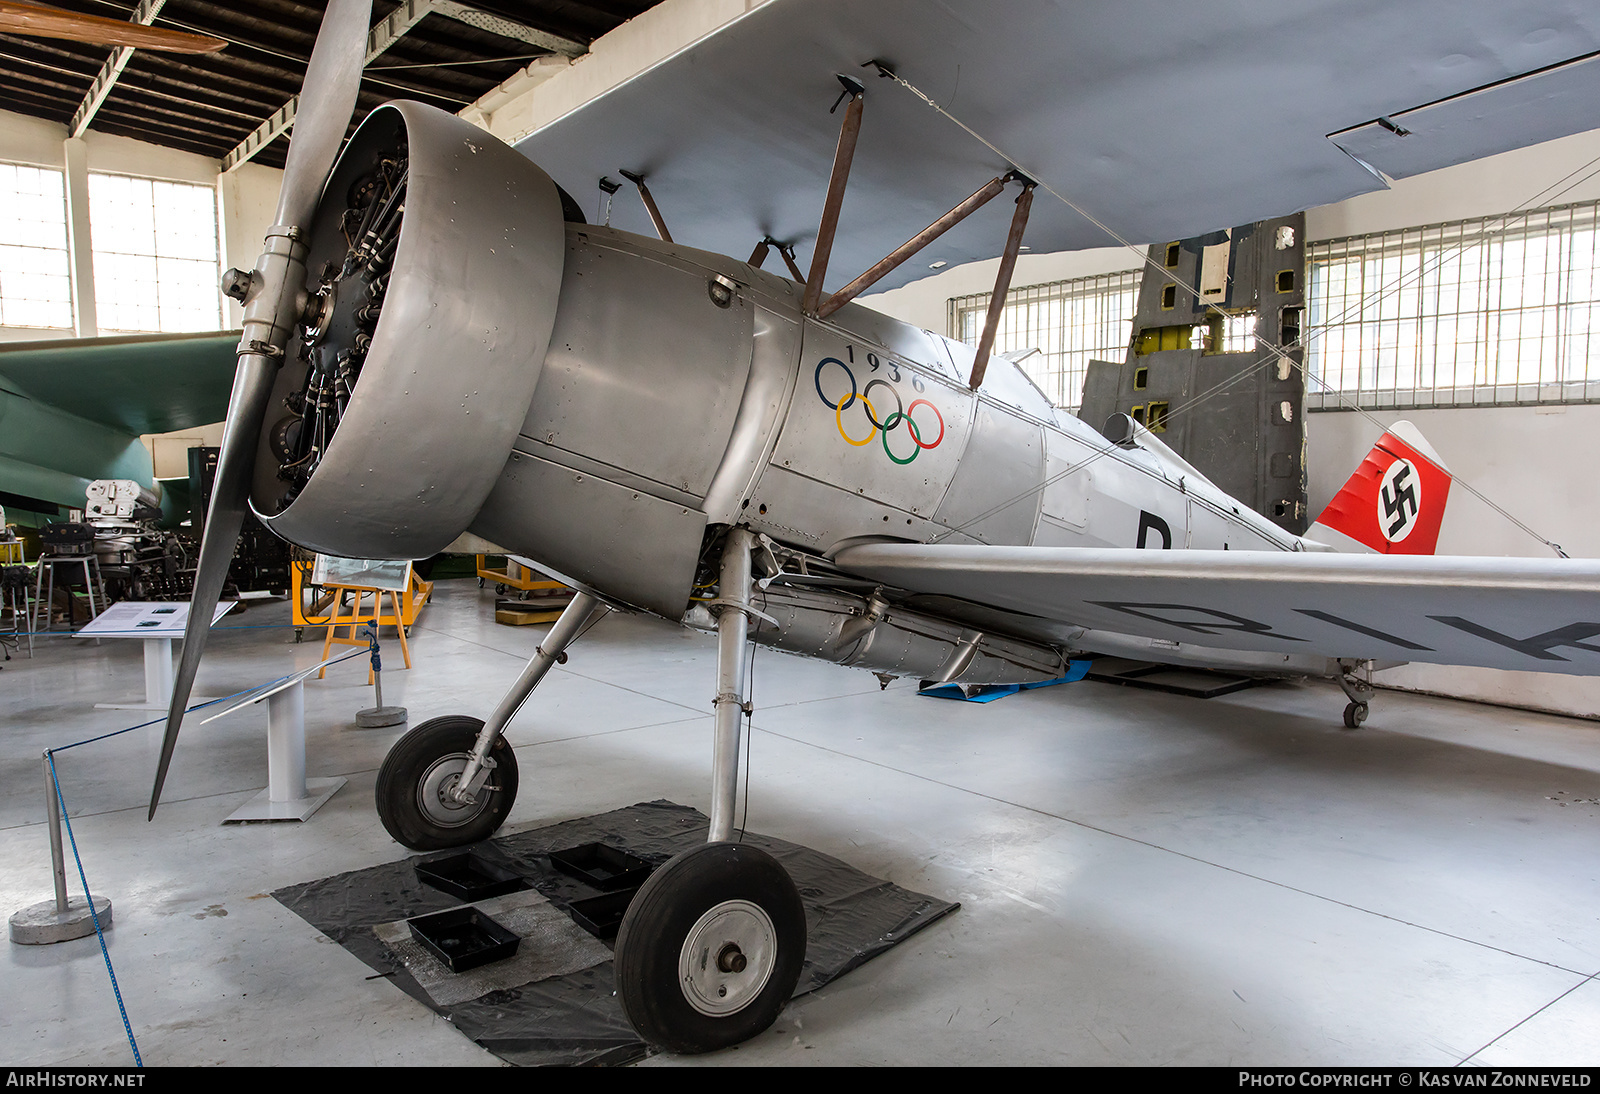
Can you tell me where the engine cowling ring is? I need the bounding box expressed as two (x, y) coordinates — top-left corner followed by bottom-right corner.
(251, 101), (566, 560)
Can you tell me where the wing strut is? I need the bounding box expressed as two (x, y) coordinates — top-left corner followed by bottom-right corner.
(968, 180), (1035, 391)
(816, 172), (1019, 319)
(802, 75), (865, 316)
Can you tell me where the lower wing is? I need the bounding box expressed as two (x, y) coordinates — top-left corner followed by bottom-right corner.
(833, 544), (1600, 676)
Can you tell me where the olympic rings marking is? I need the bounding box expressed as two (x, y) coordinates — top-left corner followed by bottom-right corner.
(814, 356), (946, 464)
(814, 357), (856, 411)
(861, 378), (901, 429)
(905, 398), (944, 449)
(837, 395), (879, 446)
(881, 411), (922, 465)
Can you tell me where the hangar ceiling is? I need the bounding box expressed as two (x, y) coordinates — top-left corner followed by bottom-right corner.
(0, 1), (660, 169)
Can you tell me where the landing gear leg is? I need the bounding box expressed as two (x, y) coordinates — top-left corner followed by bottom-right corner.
(1337, 660), (1375, 729)
(374, 590), (607, 849)
(614, 528), (806, 1053)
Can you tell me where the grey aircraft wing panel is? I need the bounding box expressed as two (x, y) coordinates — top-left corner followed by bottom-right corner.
(514, 0), (1600, 294)
(831, 543), (1600, 676)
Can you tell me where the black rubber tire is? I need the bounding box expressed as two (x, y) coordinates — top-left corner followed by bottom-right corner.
(1343, 701), (1369, 729)
(615, 842), (807, 1054)
(374, 715), (518, 850)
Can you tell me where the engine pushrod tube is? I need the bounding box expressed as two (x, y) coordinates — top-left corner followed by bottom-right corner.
(709, 528), (756, 842)
(777, 240), (805, 282)
(817, 174), (1010, 320)
(620, 169), (673, 243)
(451, 589), (606, 801)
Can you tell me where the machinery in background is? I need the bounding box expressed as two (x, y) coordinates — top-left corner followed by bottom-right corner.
(0, 505), (27, 655)
(84, 479), (189, 602)
(187, 447), (291, 597)
(44, 464), (293, 609)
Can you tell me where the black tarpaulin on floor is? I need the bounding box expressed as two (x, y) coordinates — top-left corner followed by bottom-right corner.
(273, 800), (959, 1066)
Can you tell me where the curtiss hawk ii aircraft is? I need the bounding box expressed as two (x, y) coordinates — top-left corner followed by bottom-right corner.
(147, 0), (1600, 1054)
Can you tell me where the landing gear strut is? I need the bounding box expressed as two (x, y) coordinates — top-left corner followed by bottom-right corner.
(613, 527), (806, 1053)
(1337, 660), (1375, 729)
(373, 590), (607, 849)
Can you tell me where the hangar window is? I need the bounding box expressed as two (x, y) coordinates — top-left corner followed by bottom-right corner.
(949, 268), (1140, 410)
(0, 163), (73, 330)
(89, 173), (222, 333)
(1307, 200), (1600, 409)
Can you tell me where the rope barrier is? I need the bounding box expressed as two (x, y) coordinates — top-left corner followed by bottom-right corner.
(31, 638), (374, 1065)
(46, 752), (140, 1067)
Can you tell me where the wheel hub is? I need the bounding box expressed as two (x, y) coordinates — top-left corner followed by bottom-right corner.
(415, 754), (488, 827)
(678, 899), (777, 1017)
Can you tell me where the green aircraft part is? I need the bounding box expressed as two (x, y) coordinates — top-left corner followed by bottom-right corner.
(0, 331), (239, 518)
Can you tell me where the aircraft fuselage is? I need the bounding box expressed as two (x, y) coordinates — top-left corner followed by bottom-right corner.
(465, 223), (1324, 683)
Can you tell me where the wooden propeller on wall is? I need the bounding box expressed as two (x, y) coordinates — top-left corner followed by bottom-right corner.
(0, 2), (226, 52)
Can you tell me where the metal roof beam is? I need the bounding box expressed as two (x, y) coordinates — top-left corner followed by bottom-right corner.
(69, 0), (167, 138)
(430, 2), (587, 58)
(222, 0), (439, 172)
(222, 0), (590, 172)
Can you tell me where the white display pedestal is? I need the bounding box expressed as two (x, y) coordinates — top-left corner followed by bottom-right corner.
(80, 602), (232, 711)
(222, 681), (345, 823)
(204, 663), (347, 824)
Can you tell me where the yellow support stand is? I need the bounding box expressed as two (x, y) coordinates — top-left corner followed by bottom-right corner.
(475, 554), (566, 594)
(296, 563), (434, 682)
(319, 584), (411, 682)
(292, 562), (433, 629)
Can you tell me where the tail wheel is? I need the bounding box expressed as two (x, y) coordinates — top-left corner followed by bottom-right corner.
(374, 715), (518, 850)
(615, 842), (806, 1054)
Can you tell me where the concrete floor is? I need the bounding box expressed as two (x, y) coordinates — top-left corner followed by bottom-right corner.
(3, 577), (1600, 1066)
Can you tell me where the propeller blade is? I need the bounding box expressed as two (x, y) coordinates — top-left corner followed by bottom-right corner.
(274, 0), (374, 231)
(149, 0), (373, 820)
(0, 2), (226, 52)
(148, 359), (277, 818)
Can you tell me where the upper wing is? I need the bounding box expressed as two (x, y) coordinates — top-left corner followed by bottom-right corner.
(832, 543), (1600, 676)
(0, 331), (238, 435)
(516, 0), (1600, 293)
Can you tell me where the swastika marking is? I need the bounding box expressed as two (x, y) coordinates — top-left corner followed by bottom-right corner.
(1379, 458), (1421, 542)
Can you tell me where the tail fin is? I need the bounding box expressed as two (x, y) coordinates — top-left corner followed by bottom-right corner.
(1307, 421), (1452, 554)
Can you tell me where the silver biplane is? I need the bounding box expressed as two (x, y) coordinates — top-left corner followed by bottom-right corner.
(150, 0), (1600, 1053)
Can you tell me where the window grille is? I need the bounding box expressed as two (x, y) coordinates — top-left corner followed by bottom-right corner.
(950, 200), (1600, 413)
(90, 173), (222, 333)
(1307, 200), (1600, 409)
(948, 269), (1140, 410)
(0, 164), (73, 330)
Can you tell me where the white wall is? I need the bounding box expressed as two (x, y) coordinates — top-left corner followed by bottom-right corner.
(862, 126), (1600, 719)
(215, 162), (283, 327)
